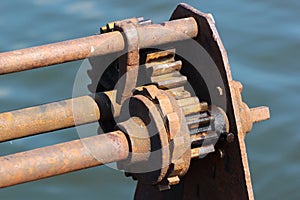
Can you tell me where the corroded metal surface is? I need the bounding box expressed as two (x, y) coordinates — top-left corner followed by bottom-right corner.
(162, 3), (271, 200)
(0, 130), (129, 188)
(127, 94), (171, 185)
(0, 33), (124, 74)
(0, 89), (124, 142)
(133, 85), (191, 186)
(137, 17), (197, 49)
(0, 4), (270, 199)
(115, 18), (140, 104)
(0, 17), (197, 75)
(0, 96), (100, 142)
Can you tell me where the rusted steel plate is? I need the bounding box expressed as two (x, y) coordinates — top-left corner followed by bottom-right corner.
(169, 3), (255, 200)
(134, 3), (269, 200)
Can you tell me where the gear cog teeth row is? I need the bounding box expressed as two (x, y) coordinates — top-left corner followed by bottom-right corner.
(90, 49), (224, 160)
(144, 50), (218, 157)
(146, 50), (187, 90)
(141, 49), (221, 156)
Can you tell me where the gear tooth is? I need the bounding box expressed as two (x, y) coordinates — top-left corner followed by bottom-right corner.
(167, 176), (180, 185)
(166, 87), (191, 99)
(146, 60), (182, 77)
(87, 68), (99, 93)
(87, 68), (96, 80)
(87, 62), (100, 93)
(145, 49), (176, 64)
(87, 68), (93, 75)
(151, 72), (187, 89)
(87, 84), (97, 93)
(181, 102), (209, 116)
(177, 97), (199, 107)
(145, 51), (214, 148)
(87, 57), (119, 93)
(191, 145), (215, 159)
(187, 116), (213, 130)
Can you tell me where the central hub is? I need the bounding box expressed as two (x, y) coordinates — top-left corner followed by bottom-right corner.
(116, 85), (229, 189)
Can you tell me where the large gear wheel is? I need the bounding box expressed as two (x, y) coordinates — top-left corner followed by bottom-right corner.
(89, 48), (229, 160)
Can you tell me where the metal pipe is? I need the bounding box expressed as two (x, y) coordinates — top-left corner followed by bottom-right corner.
(0, 17), (197, 74)
(137, 17), (197, 49)
(0, 90), (121, 142)
(0, 32), (124, 74)
(0, 130), (129, 188)
(0, 95), (100, 142)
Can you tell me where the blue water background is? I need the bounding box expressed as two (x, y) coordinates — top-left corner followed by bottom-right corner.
(0, 0), (299, 199)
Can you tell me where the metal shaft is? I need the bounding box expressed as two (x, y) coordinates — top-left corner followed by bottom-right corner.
(0, 17), (197, 74)
(0, 32), (124, 74)
(0, 95), (100, 142)
(0, 130), (129, 188)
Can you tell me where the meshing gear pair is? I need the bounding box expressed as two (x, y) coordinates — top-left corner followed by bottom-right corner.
(85, 3), (269, 198)
(0, 3), (270, 199)
(89, 49), (229, 188)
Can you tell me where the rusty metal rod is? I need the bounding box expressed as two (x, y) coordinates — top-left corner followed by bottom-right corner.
(0, 90), (121, 142)
(0, 17), (197, 74)
(0, 32), (124, 74)
(0, 95), (100, 142)
(0, 130), (129, 188)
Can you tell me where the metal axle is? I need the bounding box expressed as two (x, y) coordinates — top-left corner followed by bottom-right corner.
(0, 96), (99, 142)
(0, 17), (197, 74)
(0, 130), (129, 188)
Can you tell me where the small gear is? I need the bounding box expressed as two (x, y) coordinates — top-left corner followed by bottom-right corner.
(143, 49), (228, 158)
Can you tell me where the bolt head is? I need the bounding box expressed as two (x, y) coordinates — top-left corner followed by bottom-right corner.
(226, 132), (235, 143)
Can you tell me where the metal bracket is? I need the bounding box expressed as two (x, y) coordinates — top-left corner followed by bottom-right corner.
(114, 18), (141, 104)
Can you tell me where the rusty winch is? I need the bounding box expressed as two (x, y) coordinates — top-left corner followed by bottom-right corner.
(0, 3), (270, 200)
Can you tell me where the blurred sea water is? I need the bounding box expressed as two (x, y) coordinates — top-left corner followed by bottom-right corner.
(0, 0), (299, 199)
